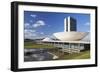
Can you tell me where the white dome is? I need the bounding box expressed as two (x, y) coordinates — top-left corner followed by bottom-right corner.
(82, 33), (90, 41)
(42, 37), (53, 41)
(53, 32), (88, 41)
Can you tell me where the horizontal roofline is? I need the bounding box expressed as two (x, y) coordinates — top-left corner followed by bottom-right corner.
(42, 40), (90, 44)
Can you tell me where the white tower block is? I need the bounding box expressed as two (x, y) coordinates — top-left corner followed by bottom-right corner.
(64, 16), (76, 32)
(64, 16), (71, 32)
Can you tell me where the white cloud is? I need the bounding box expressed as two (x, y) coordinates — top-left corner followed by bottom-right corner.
(24, 29), (36, 36)
(24, 23), (30, 28)
(24, 20), (46, 39)
(84, 22), (90, 26)
(24, 29), (36, 39)
(25, 20), (46, 29)
(40, 32), (44, 35)
(30, 14), (37, 18)
(32, 20), (46, 28)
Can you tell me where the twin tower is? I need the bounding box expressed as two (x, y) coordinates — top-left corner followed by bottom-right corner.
(64, 16), (77, 32)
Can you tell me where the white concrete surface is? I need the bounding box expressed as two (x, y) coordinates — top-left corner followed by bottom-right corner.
(53, 32), (88, 41)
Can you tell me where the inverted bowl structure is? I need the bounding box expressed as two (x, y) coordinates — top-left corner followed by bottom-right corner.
(53, 32), (88, 41)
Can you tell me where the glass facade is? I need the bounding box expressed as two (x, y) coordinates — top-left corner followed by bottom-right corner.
(70, 17), (77, 31)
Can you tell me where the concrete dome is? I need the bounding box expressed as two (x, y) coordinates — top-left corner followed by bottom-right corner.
(53, 32), (88, 41)
(42, 37), (53, 41)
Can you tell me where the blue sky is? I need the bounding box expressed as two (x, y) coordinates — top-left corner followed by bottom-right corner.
(24, 11), (90, 39)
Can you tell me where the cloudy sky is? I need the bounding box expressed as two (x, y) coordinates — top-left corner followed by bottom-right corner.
(24, 11), (90, 39)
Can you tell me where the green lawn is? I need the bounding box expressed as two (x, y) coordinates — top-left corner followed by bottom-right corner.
(57, 50), (90, 60)
(24, 41), (56, 49)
